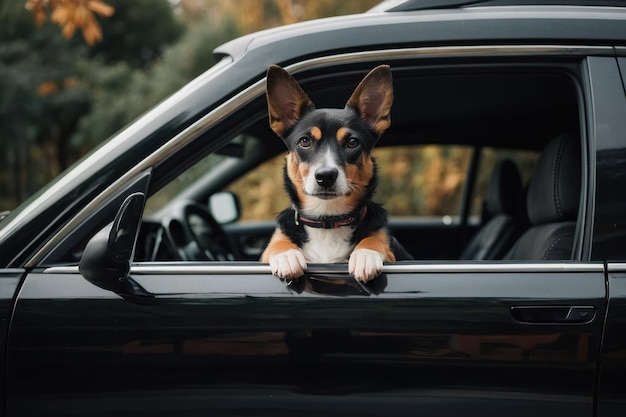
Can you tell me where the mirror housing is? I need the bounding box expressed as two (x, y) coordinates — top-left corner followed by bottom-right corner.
(79, 192), (145, 293)
(209, 191), (240, 224)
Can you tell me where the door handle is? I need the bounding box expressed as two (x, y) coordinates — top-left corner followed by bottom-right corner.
(510, 306), (595, 324)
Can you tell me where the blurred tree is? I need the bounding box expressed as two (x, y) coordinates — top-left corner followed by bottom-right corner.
(177, 0), (379, 31)
(25, 0), (183, 67)
(25, 0), (114, 45)
(0, 0), (182, 210)
(89, 0), (184, 68)
(72, 16), (240, 149)
(1, 1), (92, 205)
(1, 0), (380, 212)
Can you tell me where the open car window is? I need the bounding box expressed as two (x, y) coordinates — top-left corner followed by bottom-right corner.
(41, 50), (585, 267)
(136, 57), (580, 265)
(139, 143), (544, 263)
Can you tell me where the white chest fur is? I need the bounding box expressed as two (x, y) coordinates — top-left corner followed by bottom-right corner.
(301, 226), (355, 263)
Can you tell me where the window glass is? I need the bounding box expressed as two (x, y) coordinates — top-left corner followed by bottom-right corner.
(144, 135), (251, 217)
(145, 153), (225, 217)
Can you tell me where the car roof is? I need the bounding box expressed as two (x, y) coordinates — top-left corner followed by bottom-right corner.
(214, 2), (626, 65)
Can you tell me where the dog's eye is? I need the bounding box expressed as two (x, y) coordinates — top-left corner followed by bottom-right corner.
(346, 137), (360, 149)
(298, 137), (311, 148)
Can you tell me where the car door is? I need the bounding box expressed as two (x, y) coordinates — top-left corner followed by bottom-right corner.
(5, 52), (612, 417)
(7, 262), (605, 417)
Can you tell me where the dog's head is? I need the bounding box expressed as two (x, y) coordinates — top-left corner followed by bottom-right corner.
(266, 65), (393, 215)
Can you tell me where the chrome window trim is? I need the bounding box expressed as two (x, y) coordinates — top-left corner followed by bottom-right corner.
(287, 45), (612, 75)
(607, 263), (626, 272)
(28, 44), (611, 268)
(44, 262), (604, 275)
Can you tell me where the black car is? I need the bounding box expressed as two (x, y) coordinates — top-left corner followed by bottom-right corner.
(1, 0), (626, 416)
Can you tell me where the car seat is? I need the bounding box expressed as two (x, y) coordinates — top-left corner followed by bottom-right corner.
(504, 133), (581, 260)
(460, 158), (527, 260)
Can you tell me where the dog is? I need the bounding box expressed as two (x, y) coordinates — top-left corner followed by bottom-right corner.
(261, 64), (397, 282)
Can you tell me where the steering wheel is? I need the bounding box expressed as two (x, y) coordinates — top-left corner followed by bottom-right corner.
(163, 200), (239, 261)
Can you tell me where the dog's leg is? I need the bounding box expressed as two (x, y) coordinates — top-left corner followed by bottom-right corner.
(261, 229), (307, 279)
(349, 229), (395, 282)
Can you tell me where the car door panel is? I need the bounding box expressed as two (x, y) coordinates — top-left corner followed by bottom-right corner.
(388, 219), (480, 260)
(222, 221), (275, 260)
(8, 263), (605, 416)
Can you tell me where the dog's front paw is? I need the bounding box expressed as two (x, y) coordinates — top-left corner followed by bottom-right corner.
(349, 248), (384, 282)
(269, 249), (307, 280)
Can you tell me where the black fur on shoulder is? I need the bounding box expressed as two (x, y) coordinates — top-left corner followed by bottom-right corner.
(276, 207), (308, 246)
(351, 201), (388, 244)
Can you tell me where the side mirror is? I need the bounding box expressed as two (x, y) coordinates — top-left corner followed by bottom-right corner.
(79, 192), (145, 293)
(209, 191), (240, 224)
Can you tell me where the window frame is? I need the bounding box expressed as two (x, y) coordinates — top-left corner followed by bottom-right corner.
(31, 44), (607, 268)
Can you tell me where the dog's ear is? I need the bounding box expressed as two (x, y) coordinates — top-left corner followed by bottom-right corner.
(266, 65), (314, 138)
(346, 65), (393, 137)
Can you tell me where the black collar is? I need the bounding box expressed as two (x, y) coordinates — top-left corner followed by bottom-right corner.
(294, 205), (367, 229)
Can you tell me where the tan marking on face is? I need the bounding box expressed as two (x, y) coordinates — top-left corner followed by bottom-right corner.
(354, 229), (396, 262)
(286, 151), (308, 203)
(344, 154), (374, 208)
(336, 127), (349, 143)
(310, 126), (322, 141)
(261, 229), (299, 262)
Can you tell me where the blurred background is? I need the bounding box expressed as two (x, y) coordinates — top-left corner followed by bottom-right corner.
(0, 0), (379, 212)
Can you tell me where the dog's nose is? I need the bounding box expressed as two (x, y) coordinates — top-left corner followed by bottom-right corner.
(315, 167), (338, 187)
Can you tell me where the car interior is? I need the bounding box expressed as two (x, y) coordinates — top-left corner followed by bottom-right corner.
(127, 59), (582, 266)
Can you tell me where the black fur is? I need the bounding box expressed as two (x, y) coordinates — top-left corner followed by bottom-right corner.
(276, 207), (308, 247)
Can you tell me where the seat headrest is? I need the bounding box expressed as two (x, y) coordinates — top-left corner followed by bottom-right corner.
(486, 159), (523, 215)
(527, 133), (581, 225)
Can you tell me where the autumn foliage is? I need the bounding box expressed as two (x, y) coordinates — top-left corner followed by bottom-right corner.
(2, 0), (381, 212)
(25, 0), (114, 45)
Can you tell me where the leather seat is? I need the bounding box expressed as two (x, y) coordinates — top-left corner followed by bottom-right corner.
(505, 133), (581, 260)
(460, 159), (526, 260)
